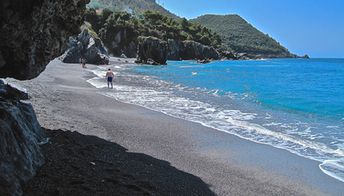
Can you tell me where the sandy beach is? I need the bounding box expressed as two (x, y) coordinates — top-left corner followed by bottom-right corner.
(10, 59), (344, 195)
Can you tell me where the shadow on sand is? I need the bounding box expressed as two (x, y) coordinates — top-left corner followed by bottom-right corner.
(24, 129), (215, 196)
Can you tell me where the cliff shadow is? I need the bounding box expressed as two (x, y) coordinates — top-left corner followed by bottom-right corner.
(24, 129), (215, 196)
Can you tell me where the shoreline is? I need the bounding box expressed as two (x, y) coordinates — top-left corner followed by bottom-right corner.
(11, 59), (344, 195)
(91, 57), (344, 185)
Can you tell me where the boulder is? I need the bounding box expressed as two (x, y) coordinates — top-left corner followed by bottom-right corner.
(136, 36), (168, 65)
(61, 26), (109, 65)
(0, 81), (45, 196)
(302, 54), (310, 59)
(0, 0), (90, 80)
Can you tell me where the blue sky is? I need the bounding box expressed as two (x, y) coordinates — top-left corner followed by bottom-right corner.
(157, 0), (344, 58)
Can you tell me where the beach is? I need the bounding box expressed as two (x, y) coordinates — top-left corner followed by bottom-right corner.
(11, 59), (344, 195)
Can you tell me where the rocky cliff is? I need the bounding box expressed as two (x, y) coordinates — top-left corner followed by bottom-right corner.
(136, 36), (168, 65)
(0, 81), (45, 196)
(167, 39), (221, 61)
(61, 24), (109, 65)
(0, 0), (89, 195)
(181, 40), (220, 60)
(0, 0), (89, 80)
(100, 26), (138, 58)
(135, 37), (222, 65)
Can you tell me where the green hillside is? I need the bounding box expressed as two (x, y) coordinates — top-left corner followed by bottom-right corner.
(192, 14), (296, 58)
(87, 0), (178, 19)
(85, 10), (221, 56)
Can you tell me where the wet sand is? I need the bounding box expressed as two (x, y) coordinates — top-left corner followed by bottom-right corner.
(11, 59), (344, 195)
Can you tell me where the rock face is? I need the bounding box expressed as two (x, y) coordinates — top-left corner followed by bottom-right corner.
(61, 28), (109, 65)
(182, 40), (220, 60)
(100, 27), (138, 58)
(167, 39), (184, 60)
(167, 39), (221, 61)
(0, 0), (89, 80)
(136, 36), (168, 65)
(0, 0), (89, 195)
(0, 81), (45, 196)
(136, 38), (220, 65)
(218, 49), (239, 60)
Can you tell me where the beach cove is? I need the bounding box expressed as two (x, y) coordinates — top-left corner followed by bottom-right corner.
(8, 58), (343, 195)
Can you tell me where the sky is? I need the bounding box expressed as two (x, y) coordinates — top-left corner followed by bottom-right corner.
(157, 0), (344, 58)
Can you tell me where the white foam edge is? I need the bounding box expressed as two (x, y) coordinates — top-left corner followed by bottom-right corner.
(100, 89), (344, 160)
(319, 160), (344, 183)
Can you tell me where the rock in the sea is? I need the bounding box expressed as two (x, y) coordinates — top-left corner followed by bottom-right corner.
(136, 36), (168, 65)
(302, 54), (310, 59)
(0, 81), (45, 196)
(61, 24), (109, 65)
(0, 0), (90, 80)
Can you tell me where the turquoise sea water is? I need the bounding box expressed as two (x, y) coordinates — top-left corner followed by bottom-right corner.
(138, 59), (344, 119)
(87, 58), (344, 182)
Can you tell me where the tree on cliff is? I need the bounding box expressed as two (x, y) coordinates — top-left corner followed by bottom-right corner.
(89, 10), (221, 50)
(98, 12), (142, 57)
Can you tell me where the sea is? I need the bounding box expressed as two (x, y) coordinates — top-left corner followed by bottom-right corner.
(87, 58), (344, 183)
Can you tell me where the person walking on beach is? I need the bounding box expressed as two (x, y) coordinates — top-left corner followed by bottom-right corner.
(81, 58), (87, 68)
(106, 69), (115, 89)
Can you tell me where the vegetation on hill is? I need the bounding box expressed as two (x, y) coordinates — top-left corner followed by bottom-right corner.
(87, 0), (178, 19)
(85, 9), (222, 49)
(192, 14), (296, 58)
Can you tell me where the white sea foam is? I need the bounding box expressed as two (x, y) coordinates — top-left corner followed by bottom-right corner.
(88, 69), (107, 78)
(180, 65), (204, 68)
(85, 65), (344, 183)
(326, 125), (340, 129)
(87, 78), (107, 89)
(319, 159), (344, 182)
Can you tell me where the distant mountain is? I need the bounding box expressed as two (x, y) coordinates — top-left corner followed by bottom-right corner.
(88, 0), (178, 19)
(192, 14), (296, 58)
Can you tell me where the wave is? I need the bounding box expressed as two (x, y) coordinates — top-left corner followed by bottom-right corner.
(319, 160), (344, 182)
